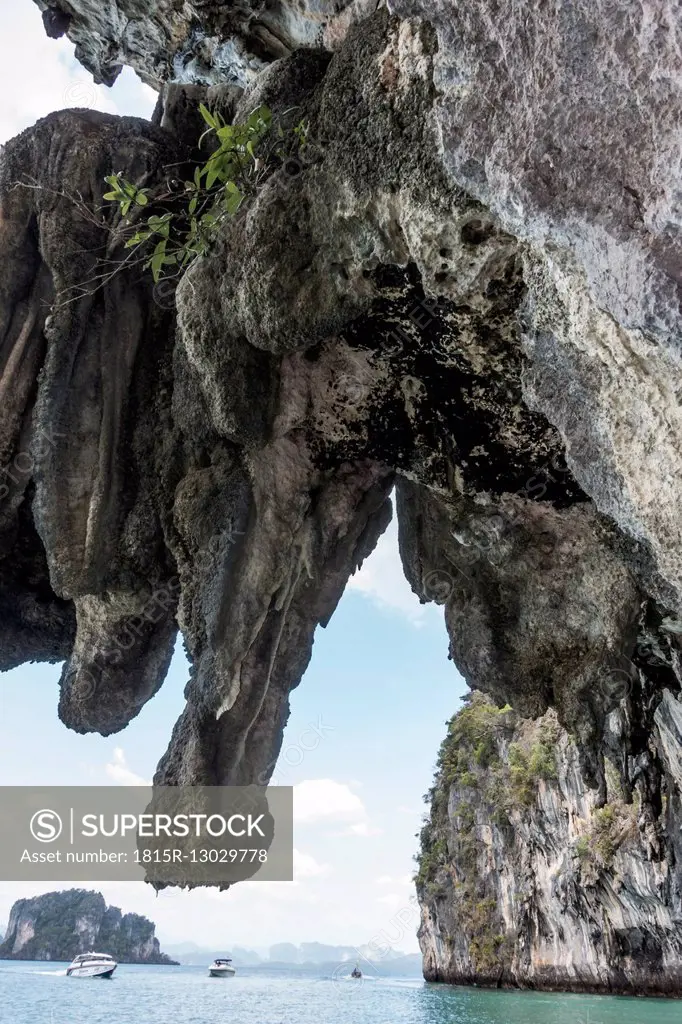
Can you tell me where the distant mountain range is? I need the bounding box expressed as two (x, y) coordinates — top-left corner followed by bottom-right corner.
(0, 901), (421, 976)
(163, 942), (263, 965)
(163, 940), (422, 975)
(256, 954), (424, 979)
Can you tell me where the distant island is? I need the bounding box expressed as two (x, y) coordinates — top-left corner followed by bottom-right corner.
(0, 890), (178, 964)
(163, 940), (423, 977)
(0, 892), (421, 975)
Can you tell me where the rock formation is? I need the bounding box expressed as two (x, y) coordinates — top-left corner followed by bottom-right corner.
(0, 889), (177, 963)
(418, 693), (682, 995)
(0, 0), (680, 991)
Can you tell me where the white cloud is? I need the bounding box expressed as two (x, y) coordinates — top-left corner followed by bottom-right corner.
(294, 849), (330, 879)
(293, 780), (384, 838)
(293, 779), (366, 823)
(105, 748), (150, 787)
(376, 874), (413, 886)
(348, 516), (433, 625)
(0, 3), (156, 145)
(376, 893), (405, 910)
(342, 821), (384, 838)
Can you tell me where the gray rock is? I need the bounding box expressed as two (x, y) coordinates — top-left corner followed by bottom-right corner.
(0, 889), (177, 963)
(2, 1), (680, 988)
(31, 0), (342, 87)
(417, 693), (682, 995)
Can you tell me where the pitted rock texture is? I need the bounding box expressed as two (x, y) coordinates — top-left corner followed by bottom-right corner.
(33, 2), (682, 604)
(32, 0), (355, 87)
(390, 0), (682, 610)
(1, 1), (681, 986)
(392, 0), (682, 343)
(417, 694), (682, 996)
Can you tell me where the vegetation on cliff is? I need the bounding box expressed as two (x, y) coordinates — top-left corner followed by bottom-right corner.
(103, 102), (313, 286)
(574, 799), (638, 874)
(415, 692), (682, 994)
(416, 693), (559, 889)
(415, 693), (562, 977)
(0, 890), (177, 964)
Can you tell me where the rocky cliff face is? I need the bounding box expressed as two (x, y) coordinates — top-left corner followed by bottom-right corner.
(0, 890), (177, 963)
(2, 0), (681, 988)
(417, 694), (682, 995)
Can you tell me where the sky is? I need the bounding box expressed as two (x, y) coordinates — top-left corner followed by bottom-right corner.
(0, 1), (468, 957)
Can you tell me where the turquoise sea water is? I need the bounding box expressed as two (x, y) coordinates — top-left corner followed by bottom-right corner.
(2, 962), (680, 1024)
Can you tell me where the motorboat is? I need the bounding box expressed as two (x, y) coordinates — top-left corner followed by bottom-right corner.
(66, 953), (117, 978)
(350, 966), (362, 979)
(208, 958), (236, 977)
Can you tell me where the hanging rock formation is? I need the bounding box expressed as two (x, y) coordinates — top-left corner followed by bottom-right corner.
(0, 0), (680, 989)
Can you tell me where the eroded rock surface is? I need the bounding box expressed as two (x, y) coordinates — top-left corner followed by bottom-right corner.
(0, 110), (180, 731)
(418, 694), (682, 995)
(2, 0), (682, 988)
(32, 0), (355, 87)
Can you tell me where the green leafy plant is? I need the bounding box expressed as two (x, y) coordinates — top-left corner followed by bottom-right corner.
(574, 835), (590, 861)
(591, 803), (621, 864)
(104, 103), (306, 283)
(102, 176), (150, 216)
(506, 739), (557, 806)
(573, 800), (637, 873)
(437, 694), (514, 786)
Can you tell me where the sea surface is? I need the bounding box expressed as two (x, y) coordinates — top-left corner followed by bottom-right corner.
(2, 961), (680, 1024)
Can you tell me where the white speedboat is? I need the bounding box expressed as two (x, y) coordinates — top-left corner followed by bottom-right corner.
(66, 953), (117, 979)
(208, 958), (236, 977)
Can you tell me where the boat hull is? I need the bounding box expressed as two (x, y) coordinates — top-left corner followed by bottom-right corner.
(67, 964), (117, 979)
(208, 967), (236, 977)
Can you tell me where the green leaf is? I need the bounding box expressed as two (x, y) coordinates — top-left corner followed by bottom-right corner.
(150, 238), (168, 283)
(124, 229), (152, 248)
(247, 106), (270, 131)
(199, 103), (218, 129)
(102, 191), (120, 201)
(147, 213), (172, 237)
(205, 156), (225, 190)
(224, 189), (243, 215)
(135, 192), (149, 206)
(189, 196), (198, 214)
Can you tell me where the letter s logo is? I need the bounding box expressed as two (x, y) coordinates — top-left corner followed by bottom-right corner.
(30, 809), (63, 843)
